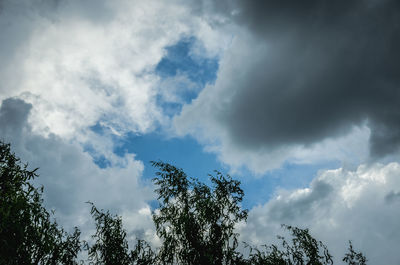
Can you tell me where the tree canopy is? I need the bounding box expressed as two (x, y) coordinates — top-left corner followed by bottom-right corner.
(0, 141), (367, 264)
(0, 142), (81, 265)
(151, 161), (248, 264)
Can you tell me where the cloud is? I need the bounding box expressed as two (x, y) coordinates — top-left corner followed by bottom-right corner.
(239, 162), (400, 264)
(0, 0), (232, 246)
(0, 98), (156, 242)
(0, 0), (226, 140)
(174, 0), (400, 172)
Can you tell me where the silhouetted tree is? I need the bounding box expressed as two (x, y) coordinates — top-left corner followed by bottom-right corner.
(1, 140), (368, 264)
(246, 225), (333, 265)
(0, 141), (81, 265)
(130, 239), (157, 265)
(85, 202), (157, 265)
(342, 241), (367, 265)
(150, 161), (366, 265)
(151, 161), (248, 264)
(85, 202), (132, 265)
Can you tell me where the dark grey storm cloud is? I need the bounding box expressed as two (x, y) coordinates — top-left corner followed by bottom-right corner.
(208, 0), (400, 157)
(0, 98), (32, 136)
(385, 190), (400, 204)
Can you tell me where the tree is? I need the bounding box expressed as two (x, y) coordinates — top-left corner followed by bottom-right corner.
(130, 239), (157, 265)
(246, 225), (333, 265)
(342, 241), (367, 265)
(151, 161), (247, 265)
(149, 161), (366, 265)
(1, 140), (367, 264)
(0, 141), (81, 265)
(85, 202), (132, 265)
(85, 203), (156, 265)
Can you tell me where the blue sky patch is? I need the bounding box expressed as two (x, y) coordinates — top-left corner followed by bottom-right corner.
(155, 37), (219, 116)
(88, 116), (340, 209)
(113, 132), (226, 182)
(83, 142), (112, 169)
(111, 130), (341, 209)
(156, 37), (219, 88)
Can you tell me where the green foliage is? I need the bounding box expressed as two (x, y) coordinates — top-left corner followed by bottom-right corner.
(150, 161), (367, 265)
(246, 225), (333, 265)
(0, 141), (81, 265)
(342, 241), (367, 265)
(85, 203), (156, 265)
(1, 140), (368, 265)
(130, 239), (157, 265)
(151, 161), (248, 265)
(85, 202), (132, 265)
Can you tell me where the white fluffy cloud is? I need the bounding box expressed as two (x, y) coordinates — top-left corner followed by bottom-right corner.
(0, 98), (156, 243)
(0, 0), (227, 141)
(240, 162), (400, 264)
(3, 0), (181, 137)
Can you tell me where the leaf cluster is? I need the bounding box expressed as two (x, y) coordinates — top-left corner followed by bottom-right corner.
(245, 225), (333, 265)
(85, 203), (156, 265)
(342, 241), (367, 265)
(151, 161), (247, 265)
(0, 141), (81, 265)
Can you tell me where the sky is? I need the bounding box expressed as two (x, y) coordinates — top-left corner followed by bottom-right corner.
(1, 0), (400, 263)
